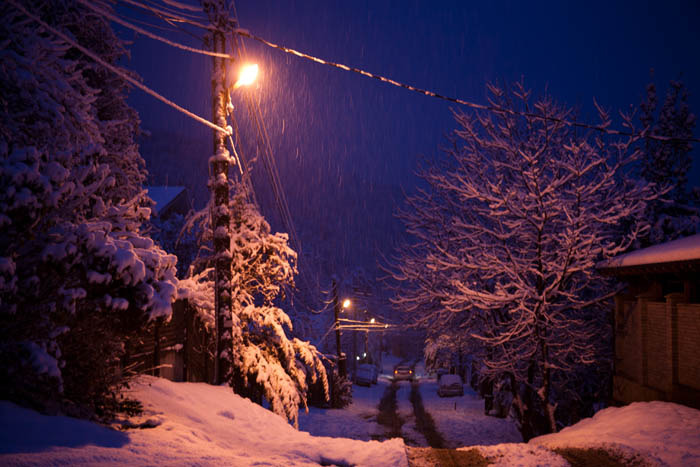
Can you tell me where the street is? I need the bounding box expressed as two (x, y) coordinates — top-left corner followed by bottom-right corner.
(298, 360), (521, 450)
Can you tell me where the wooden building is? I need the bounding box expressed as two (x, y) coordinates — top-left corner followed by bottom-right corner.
(128, 300), (215, 383)
(598, 234), (700, 409)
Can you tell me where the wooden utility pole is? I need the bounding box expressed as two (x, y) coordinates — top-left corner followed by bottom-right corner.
(331, 278), (346, 378)
(203, 0), (234, 385)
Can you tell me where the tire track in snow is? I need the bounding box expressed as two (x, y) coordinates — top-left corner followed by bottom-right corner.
(409, 381), (447, 449)
(396, 381), (426, 446)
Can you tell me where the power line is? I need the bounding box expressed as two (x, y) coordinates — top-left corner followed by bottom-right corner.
(113, 10), (185, 34)
(235, 29), (700, 144)
(7, 0), (230, 136)
(117, 0), (213, 30)
(117, 0), (205, 43)
(81, 0), (227, 58)
(160, 0), (203, 14)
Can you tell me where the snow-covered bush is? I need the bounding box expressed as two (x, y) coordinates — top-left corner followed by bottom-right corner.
(390, 82), (656, 439)
(179, 185), (328, 427)
(0, 0), (177, 419)
(329, 369), (353, 409)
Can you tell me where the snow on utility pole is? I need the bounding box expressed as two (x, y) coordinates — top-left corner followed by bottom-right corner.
(203, 0), (233, 385)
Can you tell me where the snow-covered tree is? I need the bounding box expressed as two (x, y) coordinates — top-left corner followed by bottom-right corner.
(179, 185), (328, 427)
(638, 79), (698, 245)
(0, 0), (177, 418)
(390, 83), (656, 438)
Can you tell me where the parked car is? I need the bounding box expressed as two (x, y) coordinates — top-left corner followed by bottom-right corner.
(367, 364), (379, 383)
(437, 374), (464, 397)
(393, 365), (414, 381)
(435, 368), (449, 381)
(354, 365), (374, 386)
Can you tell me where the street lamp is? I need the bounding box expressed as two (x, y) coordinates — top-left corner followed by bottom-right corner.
(234, 63), (258, 89)
(342, 299), (351, 309)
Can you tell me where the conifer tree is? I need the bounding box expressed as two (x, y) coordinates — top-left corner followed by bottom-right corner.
(0, 0), (177, 418)
(638, 79), (698, 244)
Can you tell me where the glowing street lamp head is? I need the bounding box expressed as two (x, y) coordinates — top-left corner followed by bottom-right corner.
(342, 299), (351, 309)
(234, 63), (258, 89)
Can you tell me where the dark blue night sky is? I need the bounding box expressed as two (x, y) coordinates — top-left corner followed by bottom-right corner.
(120, 0), (700, 287)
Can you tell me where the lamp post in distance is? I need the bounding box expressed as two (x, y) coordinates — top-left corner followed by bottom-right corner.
(331, 279), (348, 378)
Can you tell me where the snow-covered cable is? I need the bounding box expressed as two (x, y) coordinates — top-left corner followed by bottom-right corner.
(79, 0), (230, 59)
(227, 134), (243, 176)
(138, 0), (205, 19)
(118, 0), (213, 30)
(120, 0), (205, 42)
(160, 0), (203, 13)
(114, 11), (185, 34)
(8, 0), (230, 136)
(236, 29), (700, 144)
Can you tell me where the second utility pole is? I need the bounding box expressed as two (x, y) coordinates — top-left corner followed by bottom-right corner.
(332, 278), (346, 378)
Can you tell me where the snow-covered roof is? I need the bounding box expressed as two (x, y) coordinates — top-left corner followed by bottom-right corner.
(146, 186), (186, 217)
(598, 234), (700, 270)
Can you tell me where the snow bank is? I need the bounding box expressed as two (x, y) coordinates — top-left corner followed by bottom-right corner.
(531, 401), (700, 466)
(1, 376), (407, 466)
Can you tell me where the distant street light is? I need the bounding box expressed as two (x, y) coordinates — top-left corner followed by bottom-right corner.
(234, 63), (258, 89)
(342, 299), (351, 309)
(370, 318), (376, 324)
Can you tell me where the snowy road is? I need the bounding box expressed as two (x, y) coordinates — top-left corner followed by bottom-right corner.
(299, 372), (521, 450)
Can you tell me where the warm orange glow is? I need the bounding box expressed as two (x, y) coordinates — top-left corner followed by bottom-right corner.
(342, 299), (351, 309)
(234, 63), (258, 88)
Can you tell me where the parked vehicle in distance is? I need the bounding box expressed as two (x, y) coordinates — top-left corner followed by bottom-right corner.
(435, 368), (449, 381)
(354, 365), (374, 386)
(357, 363), (379, 384)
(368, 364), (379, 383)
(393, 365), (414, 381)
(437, 374), (464, 397)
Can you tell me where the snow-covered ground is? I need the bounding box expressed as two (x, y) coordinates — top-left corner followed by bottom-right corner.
(0, 376), (406, 466)
(2, 372), (699, 466)
(418, 378), (522, 447)
(298, 353), (404, 441)
(532, 401), (700, 466)
(298, 378), (387, 441)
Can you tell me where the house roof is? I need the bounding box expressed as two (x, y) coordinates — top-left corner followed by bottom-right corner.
(597, 234), (700, 275)
(146, 186), (187, 217)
